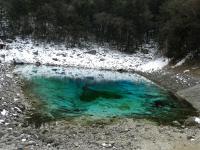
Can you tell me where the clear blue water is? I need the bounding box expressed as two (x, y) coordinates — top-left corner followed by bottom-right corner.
(17, 66), (196, 125)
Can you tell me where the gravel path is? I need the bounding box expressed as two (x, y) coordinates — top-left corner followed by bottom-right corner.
(0, 64), (200, 150)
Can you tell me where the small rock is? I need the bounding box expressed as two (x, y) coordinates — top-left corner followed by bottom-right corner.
(1, 54), (5, 58)
(86, 50), (97, 55)
(57, 53), (67, 57)
(41, 129), (49, 134)
(17, 145), (24, 150)
(52, 58), (58, 61)
(74, 142), (79, 147)
(14, 98), (19, 101)
(190, 138), (195, 141)
(0, 119), (4, 124)
(183, 70), (190, 73)
(13, 59), (24, 65)
(0, 131), (5, 138)
(5, 123), (9, 126)
(45, 138), (54, 144)
(7, 128), (12, 131)
(33, 51), (38, 55)
(35, 61), (41, 66)
(117, 69), (126, 73)
(101, 142), (114, 148)
(14, 107), (22, 113)
(6, 74), (13, 78)
(5, 39), (13, 43)
(13, 113), (18, 117)
(52, 68), (57, 72)
(100, 58), (105, 61)
(28, 141), (36, 146)
(172, 121), (181, 126)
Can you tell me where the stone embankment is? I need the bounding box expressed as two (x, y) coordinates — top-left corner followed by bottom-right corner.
(177, 84), (200, 112)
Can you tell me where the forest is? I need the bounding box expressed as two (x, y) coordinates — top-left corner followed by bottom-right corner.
(0, 0), (200, 59)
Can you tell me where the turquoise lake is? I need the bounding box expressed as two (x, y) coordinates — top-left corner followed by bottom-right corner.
(15, 65), (196, 124)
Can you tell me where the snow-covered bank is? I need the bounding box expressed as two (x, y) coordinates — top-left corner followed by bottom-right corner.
(14, 65), (154, 85)
(0, 38), (169, 72)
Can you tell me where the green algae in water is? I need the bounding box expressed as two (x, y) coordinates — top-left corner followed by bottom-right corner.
(17, 66), (196, 125)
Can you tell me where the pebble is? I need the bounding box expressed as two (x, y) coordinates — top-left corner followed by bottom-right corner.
(6, 74), (13, 78)
(28, 140), (36, 146)
(5, 123), (9, 126)
(14, 107), (22, 113)
(0, 119), (4, 124)
(190, 138), (195, 141)
(14, 98), (19, 101)
(74, 142), (79, 147)
(102, 142), (113, 148)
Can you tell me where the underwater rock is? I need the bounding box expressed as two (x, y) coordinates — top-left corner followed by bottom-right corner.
(80, 86), (122, 102)
(153, 100), (167, 108)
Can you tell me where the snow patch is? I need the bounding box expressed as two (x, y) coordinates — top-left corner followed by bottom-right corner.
(172, 54), (191, 68)
(137, 57), (169, 72)
(0, 37), (169, 72)
(0, 119), (5, 124)
(195, 117), (200, 124)
(1, 109), (8, 116)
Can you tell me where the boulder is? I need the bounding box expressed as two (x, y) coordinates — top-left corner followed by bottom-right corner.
(184, 117), (200, 126)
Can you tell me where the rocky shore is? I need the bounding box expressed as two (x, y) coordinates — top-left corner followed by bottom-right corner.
(138, 66), (200, 92)
(0, 63), (200, 150)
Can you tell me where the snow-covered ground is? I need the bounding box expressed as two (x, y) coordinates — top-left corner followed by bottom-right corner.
(0, 37), (169, 72)
(14, 65), (154, 85)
